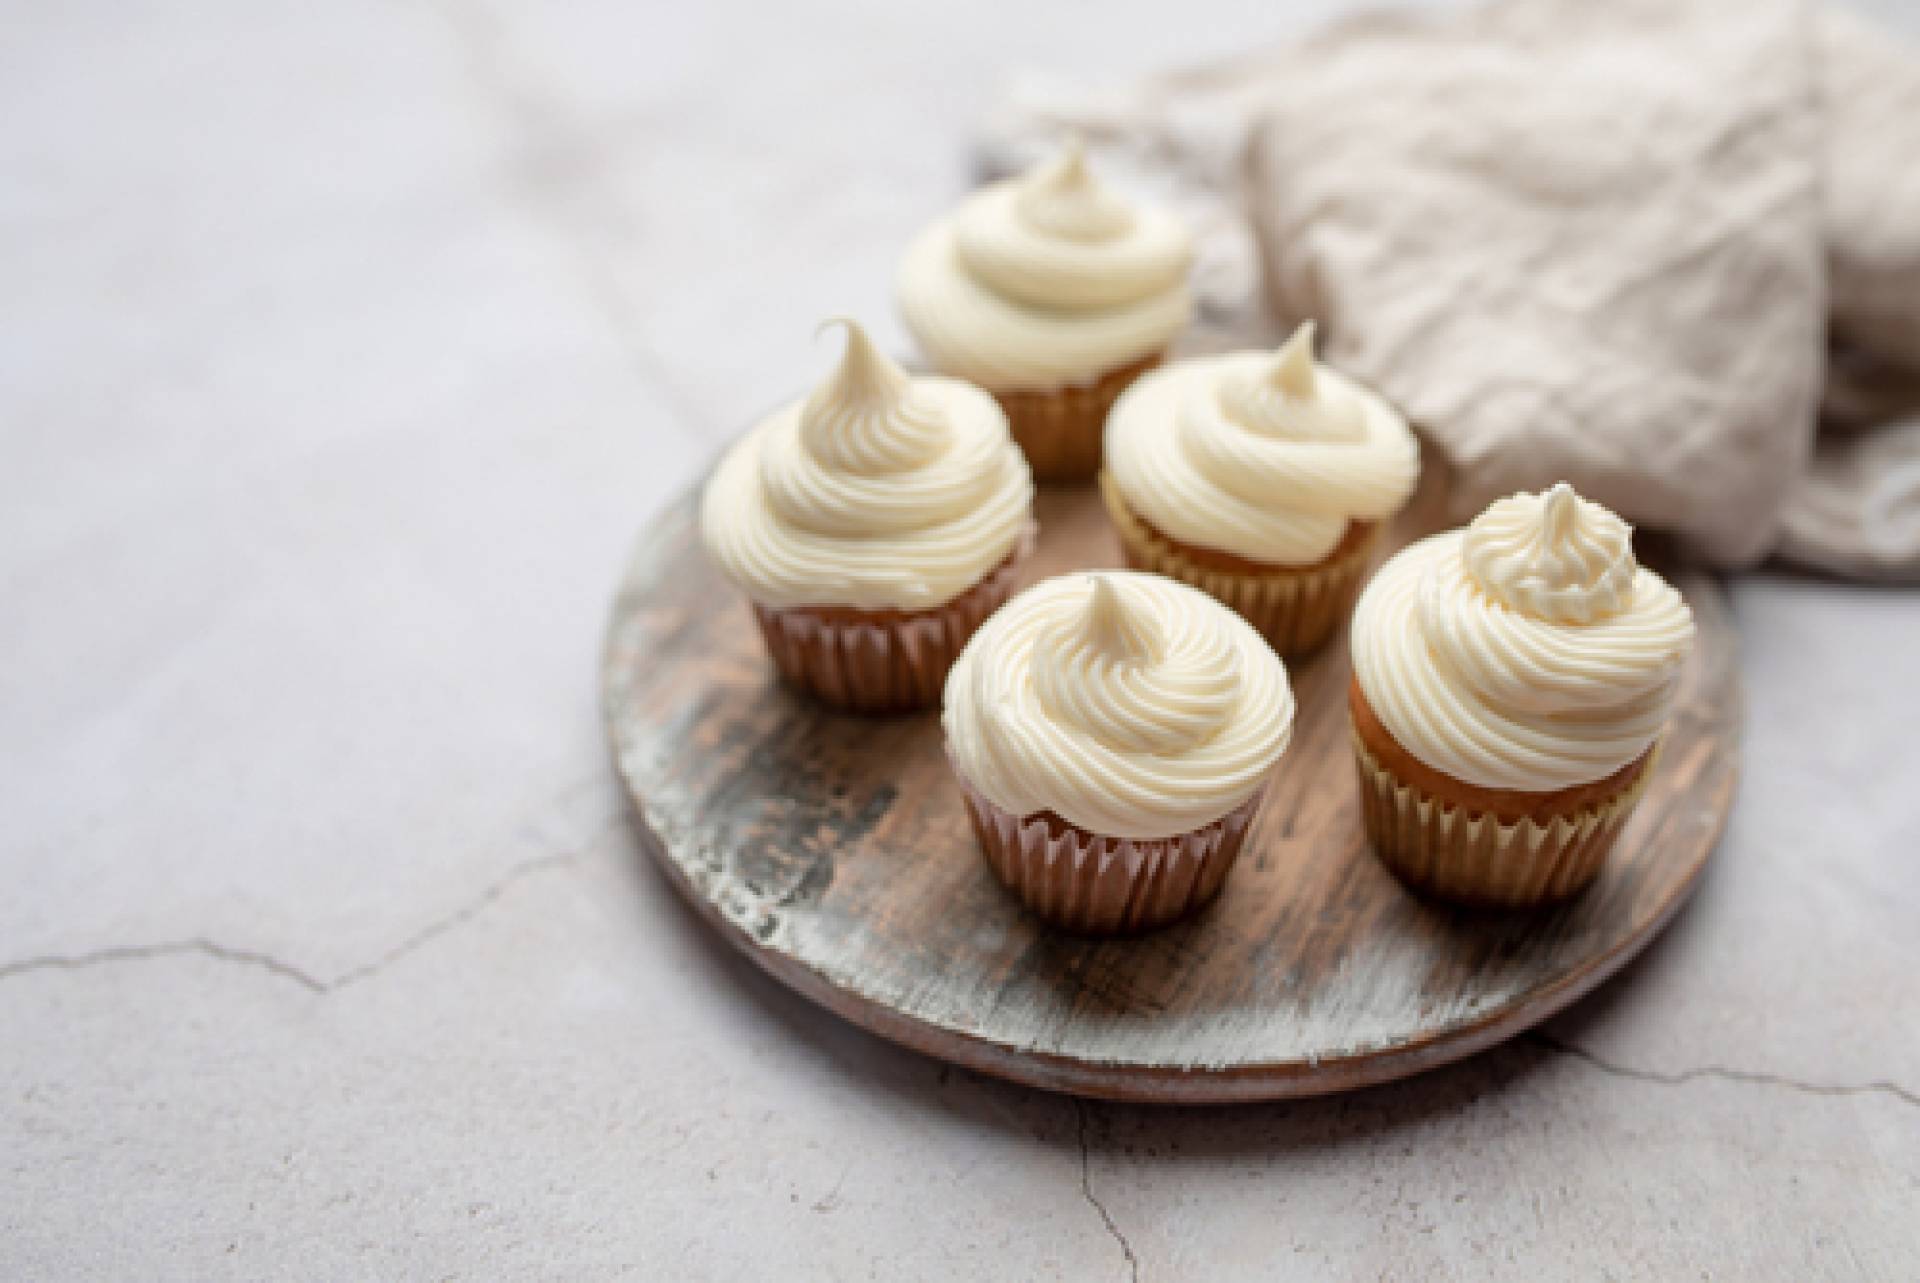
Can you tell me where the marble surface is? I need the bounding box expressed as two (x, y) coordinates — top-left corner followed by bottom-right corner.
(3, 0), (1916, 1277)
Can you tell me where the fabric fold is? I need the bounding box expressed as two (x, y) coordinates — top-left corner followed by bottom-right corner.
(977, 0), (1920, 580)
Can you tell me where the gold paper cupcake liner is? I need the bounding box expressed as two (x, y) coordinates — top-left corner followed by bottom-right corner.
(1100, 472), (1381, 657)
(992, 352), (1164, 483)
(1352, 729), (1661, 908)
(751, 526), (1034, 715)
(953, 761), (1266, 935)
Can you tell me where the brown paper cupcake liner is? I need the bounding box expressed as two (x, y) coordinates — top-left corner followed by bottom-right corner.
(992, 352), (1164, 483)
(1352, 729), (1661, 908)
(1100, 472), (1381, 657)
(953, 761), (1267, 935)
(750, 525), (1034, 714)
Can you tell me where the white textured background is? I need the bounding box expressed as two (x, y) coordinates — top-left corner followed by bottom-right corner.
(3, 1), (1918, 1277)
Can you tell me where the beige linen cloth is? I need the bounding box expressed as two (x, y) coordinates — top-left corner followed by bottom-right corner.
(978, 0), (1920, 579)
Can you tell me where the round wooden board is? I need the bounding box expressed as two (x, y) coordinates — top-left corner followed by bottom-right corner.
(602, 477), (1741, 1104)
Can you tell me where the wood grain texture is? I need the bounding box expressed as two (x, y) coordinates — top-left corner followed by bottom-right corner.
(602, 476), (1742, 1104)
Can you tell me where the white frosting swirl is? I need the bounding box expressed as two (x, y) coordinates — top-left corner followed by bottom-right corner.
(1105, 323), (1419, 565)
(1351, 485), (1696, 791)
(1462, 484), (1637, 624)
(701, 320), (1034, 610)
(897, 140), (1194, 392)
(943, 571), (1294, 839)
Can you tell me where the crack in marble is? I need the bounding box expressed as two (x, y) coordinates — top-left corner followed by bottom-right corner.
(1530, 1031), (1920, 1110)
(326, 841), (593, 991)
(1074, 1099), (1142, 1283)
(0, 816), (623, 1000)
(0, 940), (327, 993)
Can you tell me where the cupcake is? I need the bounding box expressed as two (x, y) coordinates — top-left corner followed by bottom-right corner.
(1101, 321), (1419, 656)
(943, 571), (1294, 934)
(896, 138), (1194, 481)
(1348, 483), (1696, 907)
(700, 320), (1035, 713)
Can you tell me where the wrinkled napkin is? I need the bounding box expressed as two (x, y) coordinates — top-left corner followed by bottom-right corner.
(979, 0), (1920, 578)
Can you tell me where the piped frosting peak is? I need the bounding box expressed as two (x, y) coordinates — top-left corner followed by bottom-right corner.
(1014, 137), (1136, 242)
(1350, 485), (1695, 791)
(896, 139), (1194, 390)
(1216, 322), (1367, 444)
(1271, 321), (1319, 398)
(797, 319), (949, 477)
(701, 319), (1033, 610)
(945, 572), (1291, 838)
(1104, 321), (1419, 565)
(1076, 574), (1166, 665)
(1463, 482), (1637, 625)
(808, 318), (911, 414)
